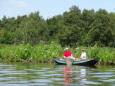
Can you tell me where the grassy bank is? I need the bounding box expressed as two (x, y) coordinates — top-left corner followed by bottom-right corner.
(0, 43), (115, 65)
(0, 42), (63, 63)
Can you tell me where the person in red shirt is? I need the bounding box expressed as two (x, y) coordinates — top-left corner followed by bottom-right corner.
(63, 48), (75, 60)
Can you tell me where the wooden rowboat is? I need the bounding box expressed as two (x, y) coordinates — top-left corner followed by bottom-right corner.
(54, 58), (98, 66)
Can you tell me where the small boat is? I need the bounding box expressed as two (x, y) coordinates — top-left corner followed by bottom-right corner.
(54, 58), (98, 66)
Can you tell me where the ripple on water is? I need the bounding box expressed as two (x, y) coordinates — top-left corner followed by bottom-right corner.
(42, 73), (63, 77)
(82, 80), (101, 85)
(0, 84), (26, 86)
(90, 72), (114, 79)
(90, 72), (113, 75)
(32, 79), (52, 84)
(0, 63), (115, 86)
(51, 78), (63, 81)
(101, 79), (115, 83)
(0, 77), (17, 82)
(0, 79), (30, 85)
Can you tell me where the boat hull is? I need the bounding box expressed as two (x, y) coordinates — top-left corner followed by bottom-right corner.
(54, 58), (98, 66)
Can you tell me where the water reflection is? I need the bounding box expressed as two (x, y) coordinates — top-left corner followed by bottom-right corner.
(80, 68), (86, 86)
(0, 63), (114, 86)
(63, 65), (87, 86)
(63, 65), (73, 86)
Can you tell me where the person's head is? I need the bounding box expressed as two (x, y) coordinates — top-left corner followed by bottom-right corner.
(64, 47), (69, 51)
(81, 49), (85, 52)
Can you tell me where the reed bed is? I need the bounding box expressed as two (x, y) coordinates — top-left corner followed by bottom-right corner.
(0, 43), (114, 64)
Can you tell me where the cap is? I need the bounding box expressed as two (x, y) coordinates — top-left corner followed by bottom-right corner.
(64, 47), (69, 50)
(82, 49), (85, 51)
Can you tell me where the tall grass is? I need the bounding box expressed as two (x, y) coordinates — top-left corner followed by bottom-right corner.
(87, 47), (115, 64)
(0, 44), (32, 62)
(0, 43), (115, 64)
(67, 46), (115, 65)
(31, 42), (63, 63)
(0, 42), (63, 63)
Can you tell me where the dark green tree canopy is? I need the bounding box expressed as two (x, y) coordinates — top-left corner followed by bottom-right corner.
(0, 6), (115, 47)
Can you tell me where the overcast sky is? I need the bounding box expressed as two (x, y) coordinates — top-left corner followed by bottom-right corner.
(0, 0), (115, 19)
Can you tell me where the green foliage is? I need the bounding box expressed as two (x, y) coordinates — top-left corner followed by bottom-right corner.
(87, 46), (99, 59)
(0, 44), (32, 62)
(87, 46), (115, 64)
(0, 44), (114, 64)
(15, 44), (32, 60)
(0, 42), (63, 63)
(0, 6), (115, 47)
(31, 42), (63, 62)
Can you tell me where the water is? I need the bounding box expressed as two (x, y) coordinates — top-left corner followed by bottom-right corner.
(0, 63), (114, 86)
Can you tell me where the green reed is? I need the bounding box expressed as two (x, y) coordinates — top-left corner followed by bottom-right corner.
(87, 47), (115, 64)
(0, 42), (63, 63)
(0, 43), (114, 64)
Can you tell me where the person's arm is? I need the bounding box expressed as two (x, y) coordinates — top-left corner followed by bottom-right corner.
(70, 51), (76, 60)
(84, 52), (87, 59)
(80, 53), (83, 59)
(63, 51), (66, 58)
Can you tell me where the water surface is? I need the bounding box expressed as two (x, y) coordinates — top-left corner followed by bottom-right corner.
(0, 63), (114, 86)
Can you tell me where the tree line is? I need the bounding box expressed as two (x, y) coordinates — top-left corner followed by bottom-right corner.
(0, 6), (115, 47)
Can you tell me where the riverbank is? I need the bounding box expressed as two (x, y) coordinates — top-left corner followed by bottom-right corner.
(0, 43), (115, 65)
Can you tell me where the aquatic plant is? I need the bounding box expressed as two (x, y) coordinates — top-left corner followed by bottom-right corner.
(0, 43), (114, 64)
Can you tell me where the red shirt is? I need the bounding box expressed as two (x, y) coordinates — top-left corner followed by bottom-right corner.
(64, 50), (72, 58)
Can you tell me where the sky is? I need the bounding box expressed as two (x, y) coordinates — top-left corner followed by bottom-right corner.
(0, 0), (115, 19)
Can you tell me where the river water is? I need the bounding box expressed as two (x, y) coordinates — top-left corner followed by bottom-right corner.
(0, 63), (115, 86)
